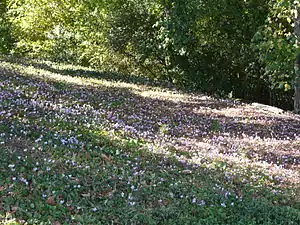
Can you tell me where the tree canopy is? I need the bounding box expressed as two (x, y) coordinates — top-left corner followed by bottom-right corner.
(1, 0), (299, 109)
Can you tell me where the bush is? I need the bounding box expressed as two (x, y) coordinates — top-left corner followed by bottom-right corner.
(2, 0), (298, 109)
(0, 0), (14, 54)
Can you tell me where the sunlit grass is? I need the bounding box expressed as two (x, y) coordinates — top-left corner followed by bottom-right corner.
(0, 60), (154, 93)
(0, 215), (20, 225)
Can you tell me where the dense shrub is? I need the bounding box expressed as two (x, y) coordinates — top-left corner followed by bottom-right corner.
(253, 0), (297, 109)
(0, 0), (14, 54)
(2, 0), (299, 109)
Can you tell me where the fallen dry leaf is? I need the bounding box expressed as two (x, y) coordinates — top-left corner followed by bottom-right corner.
(81, 193), (91, 197)
(181, 170), (193, 174)
(46, 196), (56, 206)
(53, 221), (61, 225)
(97, 189), (113, 197)
(101, 153), (111, 162)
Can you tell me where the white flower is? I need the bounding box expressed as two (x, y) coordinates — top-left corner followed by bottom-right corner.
(198, 200), (206, 206)
(129, 202), (136, 206)
(192, 198), (197, 204)
(128, 193), (133, 200)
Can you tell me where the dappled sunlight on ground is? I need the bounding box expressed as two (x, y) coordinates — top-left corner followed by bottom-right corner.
(165, 136), (300, 186)
(1, 57), (300, 224)
(134, 89), (213, 104)
(1, 58), (299, 187)
(0, 60), (148, 92)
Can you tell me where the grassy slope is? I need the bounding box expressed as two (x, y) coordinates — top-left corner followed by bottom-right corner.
(0, 57), (299, 224)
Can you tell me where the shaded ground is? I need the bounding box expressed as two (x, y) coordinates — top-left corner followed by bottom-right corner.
(0, 57), (299, 224)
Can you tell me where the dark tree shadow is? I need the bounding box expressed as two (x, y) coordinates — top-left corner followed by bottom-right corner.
(0, 56), (175, 89)
(1, 58), (300, 224)
(1, 58), (299, 171)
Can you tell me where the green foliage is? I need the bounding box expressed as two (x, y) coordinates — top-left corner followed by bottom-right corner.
(106, 0), (270, 98)
(2, 0), (299, 109)
(253, 0), (296, 107)
(0, 0), (14, 53)
(210, 119), (221, 132)
(1, 58), (299, 224)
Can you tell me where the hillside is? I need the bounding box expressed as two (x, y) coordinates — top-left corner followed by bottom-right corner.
(0, 57), (299, 224)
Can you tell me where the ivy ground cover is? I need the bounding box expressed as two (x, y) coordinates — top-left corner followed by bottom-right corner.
(0, 57), (299, 224)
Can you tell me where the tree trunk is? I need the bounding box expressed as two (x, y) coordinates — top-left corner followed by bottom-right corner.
(294, 2), (300, 114)
(295, 54), (300, 114)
